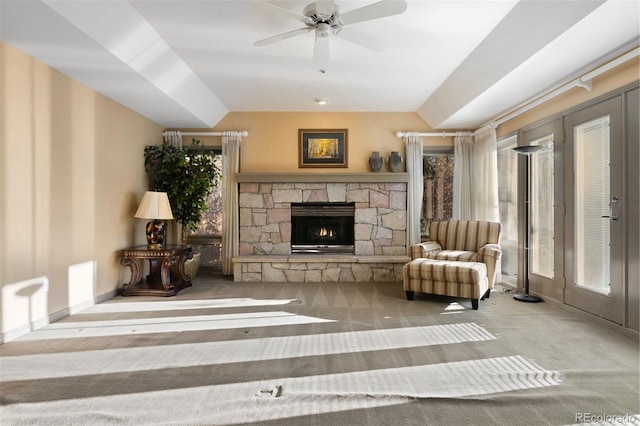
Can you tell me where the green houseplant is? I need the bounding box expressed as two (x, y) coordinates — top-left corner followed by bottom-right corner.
(144, 139), (221, 246)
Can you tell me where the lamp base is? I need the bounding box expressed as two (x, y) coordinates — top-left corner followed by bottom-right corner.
(514, 293), (543, 303)
(145, 220), (166, 250)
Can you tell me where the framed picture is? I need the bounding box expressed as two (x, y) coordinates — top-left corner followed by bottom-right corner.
(299, 129), (348, 168)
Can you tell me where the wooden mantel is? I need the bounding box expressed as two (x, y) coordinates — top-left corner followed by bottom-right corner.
(236, 172), (410, 183)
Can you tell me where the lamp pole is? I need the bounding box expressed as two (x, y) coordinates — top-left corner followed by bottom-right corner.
(513, 145), (543, 303)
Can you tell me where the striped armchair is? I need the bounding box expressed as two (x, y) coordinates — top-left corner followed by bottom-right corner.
(410, 220), (502, 288)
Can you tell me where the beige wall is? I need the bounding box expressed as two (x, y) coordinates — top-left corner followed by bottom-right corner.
(498, 59), (639, 137)
(183, 111), (446, 172)
(0, 42), (163, 341)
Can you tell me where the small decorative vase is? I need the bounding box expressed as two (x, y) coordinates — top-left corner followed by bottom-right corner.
(368, 151), (383, 172)
(388, 151), (403, 172)
(170, 250), (200, 281)
(183, 252), (201, 279)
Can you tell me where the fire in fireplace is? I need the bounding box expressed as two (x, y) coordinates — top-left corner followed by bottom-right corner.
(291, 202), (355, 254)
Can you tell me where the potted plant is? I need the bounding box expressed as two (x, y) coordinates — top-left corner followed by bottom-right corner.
(144, 138), (221, 276)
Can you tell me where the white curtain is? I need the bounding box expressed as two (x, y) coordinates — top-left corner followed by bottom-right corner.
(222, 131), (242, 276)
(453, 132), (474, 220)
(404, 132), (424, 246)
(473, 127), (500, 222)
(474, 126), (501, 283)
(163, 131), (182, 148)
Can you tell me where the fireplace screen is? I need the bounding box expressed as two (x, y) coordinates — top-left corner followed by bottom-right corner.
(291, 202), (355, 254)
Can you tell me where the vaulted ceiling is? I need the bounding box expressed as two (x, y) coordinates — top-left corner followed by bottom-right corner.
(1, 0), (638, 130)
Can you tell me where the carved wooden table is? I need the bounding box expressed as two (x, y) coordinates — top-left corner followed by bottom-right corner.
(120, 245), (193, 296)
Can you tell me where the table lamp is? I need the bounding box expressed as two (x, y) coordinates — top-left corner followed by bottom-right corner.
(135, 191), (174, 249)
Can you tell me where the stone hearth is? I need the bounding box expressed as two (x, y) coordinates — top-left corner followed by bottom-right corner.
(233, 173), (410, 283)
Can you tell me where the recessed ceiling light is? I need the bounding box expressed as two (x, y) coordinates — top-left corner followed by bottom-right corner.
(314, 98), (328, 105)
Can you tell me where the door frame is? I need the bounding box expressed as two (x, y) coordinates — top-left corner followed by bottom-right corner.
(518, 119), (564, 301)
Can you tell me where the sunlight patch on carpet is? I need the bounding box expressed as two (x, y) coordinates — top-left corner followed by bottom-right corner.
(0, 355), (562, 425)
(83, 298), (300, 314)
(15, 311), (333, 341)
(285, 355), (563, 398)
(3, 323), (496, 381)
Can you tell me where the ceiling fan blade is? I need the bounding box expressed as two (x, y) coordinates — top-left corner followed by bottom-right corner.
(255, 0), (312, 24)
(315, 0), (335, 17)
(254, 28), (311, 46)
(336, 27), (386, 52)
(313, 33), (330, 68)
(340, 0), (407, 25)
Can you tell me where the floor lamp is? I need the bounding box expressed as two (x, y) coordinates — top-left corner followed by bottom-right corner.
(513, 145), (543, 303)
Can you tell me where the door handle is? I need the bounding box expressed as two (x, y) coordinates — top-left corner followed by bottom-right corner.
(602, 199), (620, 221)
(610, 196), (620, 221)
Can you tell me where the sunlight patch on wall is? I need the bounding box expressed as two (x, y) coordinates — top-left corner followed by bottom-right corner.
(1, 276), (49, 338)
(67, 261), (96, 313)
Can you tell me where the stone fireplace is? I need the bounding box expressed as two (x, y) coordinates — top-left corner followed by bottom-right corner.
(234, 173), (410, 282)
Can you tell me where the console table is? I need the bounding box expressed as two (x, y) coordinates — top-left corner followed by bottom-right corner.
(120, 245), (193, 296)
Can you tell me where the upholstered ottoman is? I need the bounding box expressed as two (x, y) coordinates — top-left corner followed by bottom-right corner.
(402, 258), (490, 310)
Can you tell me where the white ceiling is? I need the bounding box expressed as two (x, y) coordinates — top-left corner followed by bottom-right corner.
(1, 0), (638, 130)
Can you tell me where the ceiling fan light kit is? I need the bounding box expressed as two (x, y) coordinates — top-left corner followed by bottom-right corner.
(254, 0), (408, 66)
(315, 22), (332, 39)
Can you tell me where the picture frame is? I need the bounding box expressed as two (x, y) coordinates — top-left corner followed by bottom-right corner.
(298, 129), (348, 168)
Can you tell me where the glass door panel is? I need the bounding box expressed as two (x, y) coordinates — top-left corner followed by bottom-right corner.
(574, 116), (611, 295)
(520, 119), (563, 300)
(530, 135), (554, 279)
(497, 135), (518, 285)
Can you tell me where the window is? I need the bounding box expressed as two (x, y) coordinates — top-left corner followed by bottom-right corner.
(421, 149), (454, 237)
(497, 135), (518, 285)
(188, 151), (223, 268)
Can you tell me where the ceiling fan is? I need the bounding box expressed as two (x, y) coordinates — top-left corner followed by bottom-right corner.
(254, 0), (408, 67)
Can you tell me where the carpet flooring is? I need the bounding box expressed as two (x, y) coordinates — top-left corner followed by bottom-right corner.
(1, 268), (638, 425)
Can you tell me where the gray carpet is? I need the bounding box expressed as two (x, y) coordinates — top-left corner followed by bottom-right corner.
(1, 268), (638, 425)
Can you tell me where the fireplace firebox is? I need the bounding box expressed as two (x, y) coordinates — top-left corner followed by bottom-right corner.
(291, 202), (355, 254)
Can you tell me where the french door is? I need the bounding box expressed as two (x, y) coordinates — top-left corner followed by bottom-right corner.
(563, 97), (623, 324)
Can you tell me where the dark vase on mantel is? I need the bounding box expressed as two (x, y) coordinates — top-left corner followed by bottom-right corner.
(388, 151), (403, 172)
(369, 151), (383, 172)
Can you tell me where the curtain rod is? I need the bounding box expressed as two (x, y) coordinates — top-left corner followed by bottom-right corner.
(396, 131), (472, 138)
(163, 131), (249, 137)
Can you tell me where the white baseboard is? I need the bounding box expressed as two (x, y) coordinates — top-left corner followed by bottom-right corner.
(0, 288), (120, 344)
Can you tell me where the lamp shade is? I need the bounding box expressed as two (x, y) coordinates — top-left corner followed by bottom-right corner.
(134, 191), (174, 220)
(513, 145), (544, 155)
